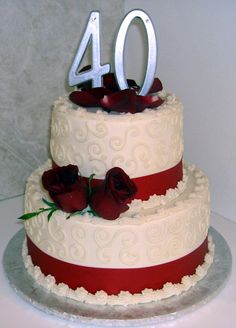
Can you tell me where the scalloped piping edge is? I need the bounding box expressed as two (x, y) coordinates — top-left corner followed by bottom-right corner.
(22, 236), (214, 306)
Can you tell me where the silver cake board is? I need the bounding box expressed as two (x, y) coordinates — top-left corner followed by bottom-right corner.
(2, 226), (232, 327)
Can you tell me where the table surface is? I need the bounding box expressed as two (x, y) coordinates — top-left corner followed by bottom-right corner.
(0, 195), (235, 328)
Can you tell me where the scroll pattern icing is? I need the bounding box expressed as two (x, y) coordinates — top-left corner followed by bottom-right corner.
(75, 124), (88, 142)
(24, 160), (210, 269)
(111, 156), (137, 175)
(51, 113), (71, 138)
(50, 94), (184, 178)
(88, 121), (108, 138)
(66, 145), (84, 168)
(69, 226), (86, 261)
(109, 127), (139, 151)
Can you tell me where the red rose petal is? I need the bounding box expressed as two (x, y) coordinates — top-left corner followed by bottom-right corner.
(50, 181), (88, 213)
(89, 184), (128, 220)
(85, 87), (113, 98)
(148, 77), (163, 93)
(101, 89), (164, 113)
(89, 167), (137, 220)
(101, 89), (138, 113)
(42, 168), (64, 193)
(103, 73), (119, 92)
(106, 167), (137, 202)
(42, 165), (88, 212)
(69, 88), (113, 107)
(127, 78), (139, 90)
(69, 91), (100, 107)
(103, 73), (139, 92)
(137, 94), (164, 110)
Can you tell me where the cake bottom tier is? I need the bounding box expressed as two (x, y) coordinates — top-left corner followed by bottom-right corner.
(23, 160), (213, 305)
(26, 235), (208, 295)
(23, 236), (214, 306)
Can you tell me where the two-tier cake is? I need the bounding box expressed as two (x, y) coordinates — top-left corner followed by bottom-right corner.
(20, 76), (214, 306)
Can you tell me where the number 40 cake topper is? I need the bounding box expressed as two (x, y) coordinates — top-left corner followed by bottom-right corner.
(68, 10), (157, 96)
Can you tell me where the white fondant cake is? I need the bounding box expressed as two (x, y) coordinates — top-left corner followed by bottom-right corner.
(21, 89), (213, 306)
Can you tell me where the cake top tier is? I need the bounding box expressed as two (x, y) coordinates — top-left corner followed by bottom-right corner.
(50, 92), (183, 180)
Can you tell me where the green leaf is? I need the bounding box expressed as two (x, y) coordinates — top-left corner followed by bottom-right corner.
(87, 208), (98, 217)
(39, 207), (51, 212)
(66, 210), (82, 220)
(42, 198), (57, 208)
(17, 198), (59, 222)
(88, 173), (95, 195)
(17, 211), (41, 221)
(47, 209), (57, 222)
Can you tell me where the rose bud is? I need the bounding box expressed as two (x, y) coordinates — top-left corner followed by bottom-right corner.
(89, 167), (137, 220)
(42, 165), (88, 213)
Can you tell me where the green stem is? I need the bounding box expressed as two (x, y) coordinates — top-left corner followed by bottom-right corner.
(88, 174), (95, 196)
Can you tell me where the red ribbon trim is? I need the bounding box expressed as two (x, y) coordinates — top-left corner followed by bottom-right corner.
(131, 160), (183, 200)
(53, 160), (183, 201)
(27, 236), (208, 295)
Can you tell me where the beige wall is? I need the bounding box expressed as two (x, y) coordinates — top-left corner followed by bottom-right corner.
(0, 0), (124, 200)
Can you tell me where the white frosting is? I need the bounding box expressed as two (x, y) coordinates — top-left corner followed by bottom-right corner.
(24, 160), (210, 269)
(50, 93), (183, 179)
(22, 236), (214, 306)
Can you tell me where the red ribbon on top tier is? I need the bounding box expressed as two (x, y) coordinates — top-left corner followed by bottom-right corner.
(27, 236), (208, 295)
(53, 160), (183, 201)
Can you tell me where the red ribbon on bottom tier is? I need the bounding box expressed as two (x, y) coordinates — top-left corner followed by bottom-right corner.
(27, 236), (208, 295)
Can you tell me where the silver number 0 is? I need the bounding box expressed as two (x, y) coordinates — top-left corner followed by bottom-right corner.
(114, 10), (157, 96)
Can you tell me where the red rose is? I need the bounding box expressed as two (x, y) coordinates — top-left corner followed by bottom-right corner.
(42, 165), (88, 213)
(89, 167), (137, 220)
